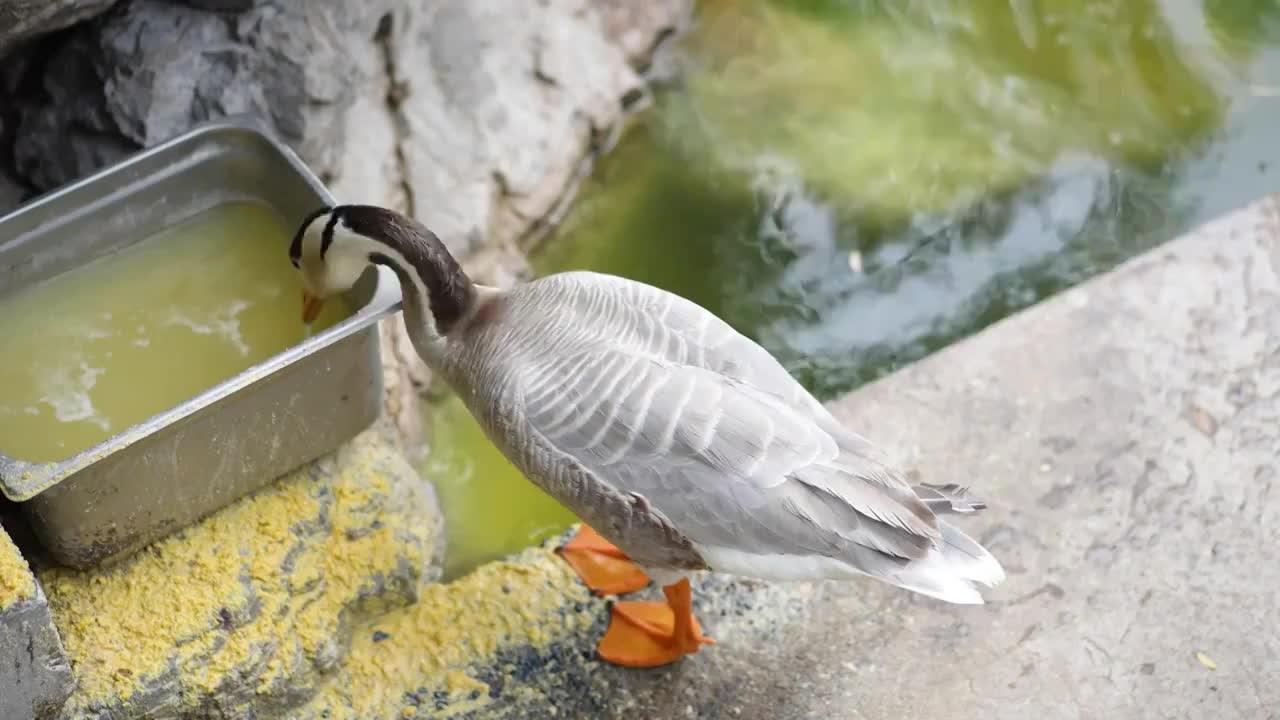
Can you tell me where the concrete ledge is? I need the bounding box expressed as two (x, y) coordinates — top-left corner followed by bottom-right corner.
(731, 191), (1280, 720)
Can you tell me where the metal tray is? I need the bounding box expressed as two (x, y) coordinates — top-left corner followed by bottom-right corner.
(0, 117), (402, 569)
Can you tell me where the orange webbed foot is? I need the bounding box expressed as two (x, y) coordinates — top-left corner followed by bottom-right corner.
(556, 524), (650, 596)
(596, 579), (714, 668)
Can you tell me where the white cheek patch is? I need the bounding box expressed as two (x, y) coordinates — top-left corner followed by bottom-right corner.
(318, 245), (372, 295)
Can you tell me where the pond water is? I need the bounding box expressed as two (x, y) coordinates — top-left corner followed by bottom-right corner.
(426, 0), (1280, 579)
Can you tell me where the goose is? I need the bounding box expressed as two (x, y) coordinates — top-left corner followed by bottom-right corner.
(289, 204), (1005, 667)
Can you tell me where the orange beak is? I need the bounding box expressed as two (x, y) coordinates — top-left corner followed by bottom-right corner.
(301, 291), (325, 324)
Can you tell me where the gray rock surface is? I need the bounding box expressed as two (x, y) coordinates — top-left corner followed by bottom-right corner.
(0, 166), (26, 212)
(434, 193), (1279, 720)
(8, 0), (393, 192)
(0, 0), (116, 55)
(0, 587), (75, 719)
(166, 0), (253, 11)
(0, 531), (73, 720)
(4, 0), (686, 251)
(593, 0), (689, 67)
(377, 0), (665, 259)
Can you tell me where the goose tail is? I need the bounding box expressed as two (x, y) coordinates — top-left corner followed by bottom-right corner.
(886, 519), (1006, 605)
(872, 482), (1004, 605)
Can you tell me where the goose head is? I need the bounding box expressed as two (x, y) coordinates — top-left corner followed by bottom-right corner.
(289, 204), (476, 358)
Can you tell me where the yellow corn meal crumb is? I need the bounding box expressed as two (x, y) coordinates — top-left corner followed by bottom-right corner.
(296, 544), (598, 719)
(444, 669), (488, 695)
(0, 524), (37, 608)
(30, 424), (599, 719)
(39, 430), (436, 716)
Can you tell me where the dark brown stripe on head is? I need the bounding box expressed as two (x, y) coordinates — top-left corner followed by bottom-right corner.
(290, 206), (331, 267)
(320, 209), (342, 259)
(339, 205), (475, 334)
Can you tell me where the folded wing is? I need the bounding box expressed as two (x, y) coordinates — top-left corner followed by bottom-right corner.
(520, 342), (942, 564)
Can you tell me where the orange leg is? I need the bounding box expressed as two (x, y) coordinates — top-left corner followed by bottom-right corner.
(596, 577), (715, 667)
(556, 524), (650, 595)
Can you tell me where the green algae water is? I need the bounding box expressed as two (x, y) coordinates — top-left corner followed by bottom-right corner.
(429, 0), (1280, 577)
(425, 395), (578, 580)
(0, 202), (349, 463)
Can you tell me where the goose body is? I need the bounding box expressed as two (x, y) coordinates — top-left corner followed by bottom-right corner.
(290, 204), (1005, 666)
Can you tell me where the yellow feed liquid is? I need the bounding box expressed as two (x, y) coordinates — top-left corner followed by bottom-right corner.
(424, 394), (578, 580)
(0, 202), (349, 463)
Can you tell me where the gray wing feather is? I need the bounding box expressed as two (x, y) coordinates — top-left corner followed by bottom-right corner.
(912, 483), (988, 514)
(513, 272), (940, 563)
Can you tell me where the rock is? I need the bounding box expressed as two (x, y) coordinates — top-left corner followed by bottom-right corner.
(40, 428), (445, 719)
(0, 526), (74, 720)
(324, 8), (405, 213)
(378, 315), (432, 464)
(0, 165), (26, 214)
(0, 51), (33, 214)
(0, 0), (116, 56)
(165, 0), (254, 12)
(462, 241), (533, 289)
(356, 0), (666, 257)
(5, 0), (688, 253)
(8, 0), (394, 192)
(593, 0), (689, 67)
